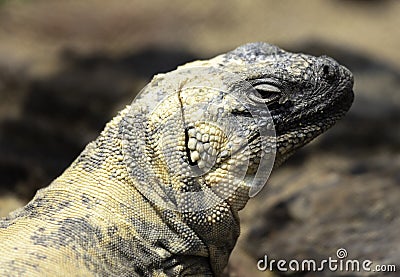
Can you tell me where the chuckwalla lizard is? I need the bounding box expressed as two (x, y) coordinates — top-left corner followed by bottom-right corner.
(0, 42), (354, 276)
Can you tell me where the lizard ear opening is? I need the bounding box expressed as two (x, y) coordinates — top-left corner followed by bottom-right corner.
(185, 127), (198, 166)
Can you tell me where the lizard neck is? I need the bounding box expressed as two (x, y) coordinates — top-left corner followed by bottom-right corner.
(36, 111), (214, 275)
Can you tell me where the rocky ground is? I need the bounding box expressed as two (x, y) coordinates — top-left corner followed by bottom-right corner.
(0, 1), (399, 276)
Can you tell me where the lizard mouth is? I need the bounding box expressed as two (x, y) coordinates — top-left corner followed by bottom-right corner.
(273, 85), (353, 166)
(278, 86), (353, 135)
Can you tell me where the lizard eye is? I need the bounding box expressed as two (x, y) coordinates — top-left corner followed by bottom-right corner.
(249, 81), (282, 104)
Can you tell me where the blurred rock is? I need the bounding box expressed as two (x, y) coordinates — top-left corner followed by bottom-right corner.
(0, 47), (197, 201)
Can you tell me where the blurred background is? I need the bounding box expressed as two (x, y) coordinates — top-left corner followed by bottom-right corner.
(0, 0), (399, 276)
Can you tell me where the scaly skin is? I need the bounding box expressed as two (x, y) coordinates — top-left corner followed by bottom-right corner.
(0, 43), (353, 276)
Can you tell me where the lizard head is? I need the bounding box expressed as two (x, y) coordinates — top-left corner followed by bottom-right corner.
(211, 42), (355, 166)
(122, 42), (354, 212)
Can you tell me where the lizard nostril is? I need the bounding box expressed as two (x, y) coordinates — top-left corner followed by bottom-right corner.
(323, 65), (330, 75)
(320, 63), (336, 83)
